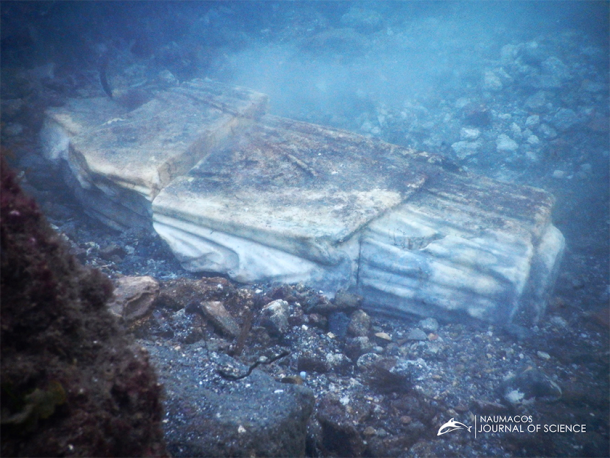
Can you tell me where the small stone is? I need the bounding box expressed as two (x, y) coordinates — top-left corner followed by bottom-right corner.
(580, 163), (592, 174)
(158, 69), (178, 85)
(356, 352), (383, 370)
(392, 357), (428, 382)
(328, 312), (350, 338)
(483, 70), (503, 91)
(504, 389), (525, 405)
(501, 367), (562, 405)
(537, 351), (551, 360)
(525, 115), (540, 128)
(345, 336), (373, 360)
(261, 299), (290, 336)
(281, 375), (304, 385)
(326, 353), (352, 373)
(200, 301), (241, 338)
(307, 313), (327, 329)
(455, 404), (469, 412)
(473, 399), (508, 414)
(317, 397), (366, 456)
(541, 56), (570, 82)
(462, 104), (492, 127)
(539, 123), (557, 139)
(552, 170), (566, 179)
(460, 127), (481, 141)
(419, 317), (439, 333)
(510, 122), (522, 139)
(525, 91), (550, 111)
(552, 108), (579, 132)
(377, 428), (389, 437)
(334, 291), (363, 310)
(500, 43), (517, 61)
(358, 354), (411, 393)
(455, 97), (471, 109)
(363, 425), (377, 436)
(360, 120), (373, 133)
(549, 316), (568, 328)
(298, 353), (330, 374)
(348, 309), (371, 337)
(99, 243), (127, 261)
(526, 135), (540, 146)
(400, 415), (412, 424)
(374, 331), (392, 341)
(496, 134), (519, 153)
(406, 328), (428, 341)
(108, 276), (159, 322)
(451, 140), (481, 160)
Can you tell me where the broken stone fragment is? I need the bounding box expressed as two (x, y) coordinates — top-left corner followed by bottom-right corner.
(419, 317), (439, 333)
(406, 328), (428, 341)
(348, 309), (371, 337)
(298, 351), (332, 374)
(260, 299), (290, 336)
(501, 367), (562, 405)
(99, 243), (127, 261)
(357, 354), (410, 394)
(334, 291), (363, 311)
(199, 301), (240, 338)
(108, 276), (159, 322)
(345, 336), (374, 360)
(496, 133), (519, 153)
(316, 397), (366, 457)
(325, 352), (352, 374)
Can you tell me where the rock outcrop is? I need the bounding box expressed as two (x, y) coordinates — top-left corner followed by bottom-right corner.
(0, 158), (167, 457)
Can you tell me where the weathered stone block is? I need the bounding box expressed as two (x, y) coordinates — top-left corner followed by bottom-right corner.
(40, 79), (564, 324)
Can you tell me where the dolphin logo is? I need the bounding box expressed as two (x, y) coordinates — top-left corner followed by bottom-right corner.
(437, 418), (472, 436)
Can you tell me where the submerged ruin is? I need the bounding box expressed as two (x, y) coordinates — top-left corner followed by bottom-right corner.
(41, 79), (564, 324)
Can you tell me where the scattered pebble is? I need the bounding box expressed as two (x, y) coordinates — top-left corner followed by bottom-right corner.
(419, 317), (439, 333)
(496, 134), (519, 153)
(406, 328), (428, 341)
(537, 351), (551, 360)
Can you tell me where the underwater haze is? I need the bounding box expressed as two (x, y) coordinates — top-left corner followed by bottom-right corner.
(217, 2), (609, 122)
(1, 1), (609, 457)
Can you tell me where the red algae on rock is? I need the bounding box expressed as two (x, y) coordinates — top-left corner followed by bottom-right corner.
(1, 157), (167, 457)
